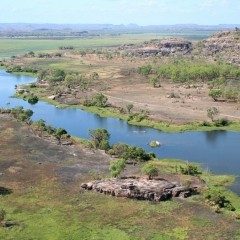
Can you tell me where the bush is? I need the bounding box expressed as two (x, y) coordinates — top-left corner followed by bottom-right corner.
(138, 65), (152, 76)
(201, 121), (211, 127)
(11, 107), (33, 122)
(149, 77), (159, 87)
(110, 143), (155, 162)
(110, 159), (126, 177)
(204, 188), (235, 211)
(91, 93), (108, 108)
(47, 69), (66, 84)
(28, 95), (39, 105)
(209, 89), (223, 101)
(89, 128), (110, 150)
(214, 118), (230, 127)
(179, 163), (202, 176)
(126, 104), (134, 114)
(207, 107), (219, 121)
(142, 163), (159, 179)
(55, 128), (68, 139)
(157, 61), (240, 83)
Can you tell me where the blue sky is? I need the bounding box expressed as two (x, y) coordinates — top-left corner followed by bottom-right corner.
(1, 0), (240, 25)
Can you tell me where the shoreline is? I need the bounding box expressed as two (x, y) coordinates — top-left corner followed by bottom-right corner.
(2, 67), (240, 133)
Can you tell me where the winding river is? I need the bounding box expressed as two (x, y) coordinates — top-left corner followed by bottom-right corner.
(0, 69), (240, 194)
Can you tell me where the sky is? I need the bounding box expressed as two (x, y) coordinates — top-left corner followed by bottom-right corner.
(1, 0), (240, 25)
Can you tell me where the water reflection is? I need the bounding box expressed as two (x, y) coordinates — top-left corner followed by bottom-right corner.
(204, 130), (227, 144)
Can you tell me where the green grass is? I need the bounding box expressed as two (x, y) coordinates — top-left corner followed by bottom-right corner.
(1, 158), (239, 239)
(0, 34), (167, 59)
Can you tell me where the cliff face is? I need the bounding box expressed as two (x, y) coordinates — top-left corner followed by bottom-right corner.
(201, 30), (240, 65)
(118, 38), (193, 57)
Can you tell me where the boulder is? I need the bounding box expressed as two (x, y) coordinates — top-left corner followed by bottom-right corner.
(81, 177), (198, 202)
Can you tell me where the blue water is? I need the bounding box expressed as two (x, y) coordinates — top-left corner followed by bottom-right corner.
(0, 70), (240, 193)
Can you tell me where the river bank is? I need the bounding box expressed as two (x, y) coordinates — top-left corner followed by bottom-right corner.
(15, 82), (240, 133)
(1, 113), (240, 239)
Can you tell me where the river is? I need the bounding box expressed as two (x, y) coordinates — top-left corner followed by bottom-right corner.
(0, 69), (239, 194)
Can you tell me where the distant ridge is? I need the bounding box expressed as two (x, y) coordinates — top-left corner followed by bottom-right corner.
(0, 23), (240, 32)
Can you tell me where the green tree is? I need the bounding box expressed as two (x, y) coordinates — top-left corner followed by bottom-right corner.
(91, 93), (108, 107)
(89, 128), (110, 150)
(110, 159), (126, 178)
(28, 95), (39, 105)
(141, 163), (159, 179)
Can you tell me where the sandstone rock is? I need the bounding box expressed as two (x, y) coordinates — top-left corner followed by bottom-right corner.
(81, 177), (198, 202)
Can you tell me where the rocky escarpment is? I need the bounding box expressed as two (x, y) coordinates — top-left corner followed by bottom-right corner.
(81, 177), (199, 201)
(118, 38), (192, 57)
(201, 29), (240, 65)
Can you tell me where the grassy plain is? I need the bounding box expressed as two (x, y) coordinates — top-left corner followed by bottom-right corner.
(0, 34), (167, 58)
(0, 115), (240, 240)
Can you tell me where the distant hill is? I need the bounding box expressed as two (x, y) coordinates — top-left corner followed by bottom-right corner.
(0, 23), (240, 39)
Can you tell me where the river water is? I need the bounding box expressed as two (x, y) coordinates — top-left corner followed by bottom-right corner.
(0, 70), (239, 194)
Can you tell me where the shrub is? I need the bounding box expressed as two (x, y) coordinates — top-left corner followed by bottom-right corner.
(179, 163), (202, 176)
(89, 128), (110, 150)
(55, 128), (68, 139)
(204, 188), (235, 211)
(207, 107), (219, 122)
(209, 89), (223, 101)
(28, 95), (39, 105)
(157, 61), (240, 83)
(91, 93), (108, 107)
(142, 163), (159, 179)
(138, 65), (152, 76)
(11, 107), (33, 122)
(48, 69), (66, 83)
(110, 143), (155, 162)
(111, 143), (129, 156)
(110, 159), (126, 177)
(201, 121), (211, 127)
(214, 118), (230, 127)
(126, 104), (134, 114)
(149, 77), (159, 88)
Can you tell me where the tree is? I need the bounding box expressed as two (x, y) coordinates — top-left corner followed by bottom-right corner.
(207, 107), (219, 122)
(89, 128), (110, 150)
(109, 159), (126, 178)
(141, 163), (159, 180)
(91, 93), (108, 107)
(126, 104), (134, 114)
(28, 95), (39, 105)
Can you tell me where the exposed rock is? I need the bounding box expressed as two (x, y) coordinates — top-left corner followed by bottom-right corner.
(118, 38), (192, 57)
(81, 177), (198, 202)
(201, 30), (240, 65)
(48, 95), (56, 100)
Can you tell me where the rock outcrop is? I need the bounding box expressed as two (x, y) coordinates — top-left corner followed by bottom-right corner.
(81, 177), (198, 201)
(118, 38), (192, 57)
(201, 29), (240, 65)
